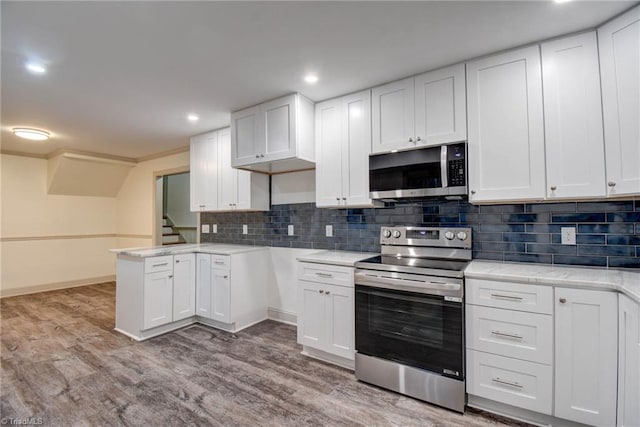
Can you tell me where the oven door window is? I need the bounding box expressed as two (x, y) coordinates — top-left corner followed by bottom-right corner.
(355, 285), (463, 379)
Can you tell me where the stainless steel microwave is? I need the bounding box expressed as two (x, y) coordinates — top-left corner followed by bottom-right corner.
(369, 142), (467, 200)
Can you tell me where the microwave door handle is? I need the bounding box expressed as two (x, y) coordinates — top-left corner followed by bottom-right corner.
(440, 145), (448, 188)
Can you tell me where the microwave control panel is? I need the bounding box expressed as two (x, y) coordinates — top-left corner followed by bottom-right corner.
(447, 144), (466, 187)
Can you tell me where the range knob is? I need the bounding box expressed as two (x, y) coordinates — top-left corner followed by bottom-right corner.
(382, 229), (392, 238)
(392, 230), (401, 238)
(456, 231), (468, 241)
(444, 231), (455, 240)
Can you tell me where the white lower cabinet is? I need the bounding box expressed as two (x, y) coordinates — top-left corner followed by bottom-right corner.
(195, 253), (212, 317)
(297, 262), (355, 365)
(143, 269), (173, 330)
(618, 295), (640, 427)
(211, 265), (231, 323)
(173, 253), (196, 321)
(554, 288), (618, 427)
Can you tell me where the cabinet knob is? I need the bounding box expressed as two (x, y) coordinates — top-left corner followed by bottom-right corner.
(260, 154), (265, 158)
(559, 298), (566, 304)
(550, 186), (557, 191)
(608, 181), (616, 187)
(325, 291), (330, 295)
(319, 290), (324, 294)
(255, 154), (260, 159)
(175, 260), (180, 263)
(336, 197), (340, 201)
(223, 275), (228, 279)
(470, 190), (476, 195)
(416, 136), (422, 142)
(342, 197), (346, 201)
(168, 275), (173, 279)
(408, 137), (414, 143)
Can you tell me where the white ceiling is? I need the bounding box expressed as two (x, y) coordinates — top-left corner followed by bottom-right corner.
(1, 1), (636, 159)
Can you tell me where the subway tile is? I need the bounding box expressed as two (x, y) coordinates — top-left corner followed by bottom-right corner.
(472, 251), (504, 261)
(608, 212), (640, 222)
(503, 213), (550, 223)
(552, 213), (606, 223)
(636, 199), (640, 211)
(607, 235), (640, 245)
(526, 243), (577, 255)
(578, 245), (635, 257)
(479, 242), (526, 252)
(608, 257), (640, 268)
(423, 215), (461, 224)
(526, 224), (566, 233)
(554, 255), (607, 267)
(526, 202), (576, 213)
(481, 204), (524, 213)
(577, 201), (634, 212)
(575, 234), (606, 245)
(637, 223), (640, 234)
(503, 233), (550, 243)
(478, 224), (525, 233)
(578, 223), (635, 234)
(504, 252), (553, 264)
(474, 232), (503, 242)
(461, 213), (502, 224)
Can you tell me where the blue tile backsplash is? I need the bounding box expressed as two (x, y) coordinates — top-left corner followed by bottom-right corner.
(200, 199), (640, 268)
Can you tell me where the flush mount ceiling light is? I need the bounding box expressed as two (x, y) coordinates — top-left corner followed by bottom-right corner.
(12, 128), (50, 141)
(304, 74), (319, 84)
(25, 62), (47, 74)
(187, 114), (199, 122)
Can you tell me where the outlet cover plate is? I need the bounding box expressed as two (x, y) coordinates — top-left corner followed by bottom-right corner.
(242, 224), (248, 235)
(213, 224), (217, 234)
(326, 225), (333, 237)
(561, 227), (576, 245)
(288, 225), (294, 236)
(201, 224), (210, 234)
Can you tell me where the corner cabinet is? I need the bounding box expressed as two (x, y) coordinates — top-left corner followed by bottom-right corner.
(618, 295), (640, 427)
(315, 90), (381, 208)
(599, 6), (640, 197)
(172, 253), (196, 322)
(371, 63), (466, 154)
(231, 93), (315, 173)
(297, 262), (355, 369)
(466, 46), (546, 203)
(190, 127), (269, 212)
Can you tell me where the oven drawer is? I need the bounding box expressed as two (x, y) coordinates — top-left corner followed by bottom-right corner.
(466, 279), (553, 314)
(466, 305), (552, 365)
(298, 262), (354, 287)
(466, 350), (552, 415)
(144, 256), (173, 274)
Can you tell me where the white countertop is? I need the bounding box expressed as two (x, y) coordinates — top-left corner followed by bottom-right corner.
(110, 243), (268, 257)
(296, 251), (378, 267)
(466, 260), (640, 303)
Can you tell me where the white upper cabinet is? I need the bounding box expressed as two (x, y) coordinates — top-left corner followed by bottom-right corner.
(542, 32), (606, 199)
(316, 90), (379, 208)
(371, 77), (415, 153)
(414, 64), (467, 146)
(467, 45), (546, 203)
(191, 128), (268, 212)
(599, 6), (640, 197)
(371, 64), (467, 154)
(231, 93), (315, 173)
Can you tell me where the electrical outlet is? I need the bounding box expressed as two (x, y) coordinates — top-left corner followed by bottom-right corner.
(212, 224), (217, 234)
(561, 227), (576, 245)
(201, 224), (210, 234)
(288, 224), (294, 236)
(242, 224), (248, 235)
(326, 225), (333, 237)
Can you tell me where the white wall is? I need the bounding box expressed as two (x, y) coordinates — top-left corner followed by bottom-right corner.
(0, 154), (117, 296)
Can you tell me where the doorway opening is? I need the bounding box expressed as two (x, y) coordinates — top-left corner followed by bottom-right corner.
(154, 171), (197, 246)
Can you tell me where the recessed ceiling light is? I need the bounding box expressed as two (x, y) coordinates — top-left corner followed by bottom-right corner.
(12, 128), (50, 141)
(304, 74), (319, 84)
(187, 114), (199, 122)
(554, 0), (572, 3)
(26, 62), (46, 74)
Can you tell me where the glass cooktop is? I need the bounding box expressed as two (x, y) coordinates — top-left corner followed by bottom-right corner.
(356, 255), (469, 273)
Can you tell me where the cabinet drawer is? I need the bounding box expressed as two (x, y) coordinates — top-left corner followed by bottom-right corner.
(211, 255), (230, 270)
(297, 262), (354, 287)
(144, 256), (173, 274)
(466, 278), (553, 314)
(467, 350), (552, 415)
(466, 305), (552, 365)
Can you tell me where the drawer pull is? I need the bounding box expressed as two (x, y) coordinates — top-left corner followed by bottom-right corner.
(315, 272), (334, 278)
(152, 262), (169, 267)
(491, 330), (523, 340)
(490, 293), (523, 301)
(214, 260), (226, 265)
(492, 377), (523, 389)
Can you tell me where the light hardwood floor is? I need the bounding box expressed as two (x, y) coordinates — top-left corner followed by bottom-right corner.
(1, 283), (527, 426)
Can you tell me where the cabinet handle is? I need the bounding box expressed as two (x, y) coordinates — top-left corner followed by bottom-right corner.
(559, 298), (567, 304)
(342, 197), (346, 201)
(492, 377), (523, 389)
(255, 155), (260, 159)
(152, 262), (169, 267)
(319, 290), (324, 294)
(608, 181), (616, 187)
(315, 272), (333, 278)
(325, 291), (330, 295)
(260, 154), (265, 158)
(490, 293), (523, 301)
(408, 137), (414, 143)
(470, 190), (476, 195)
(168, 275), (173, 279)
(214, 260), (226, 265)
(223, 275), (228, 279)
(416, 136), (422, 142)
(491, 330), (523, 340)
(550, 186), (557, 191)
(175, 260), (180, 263)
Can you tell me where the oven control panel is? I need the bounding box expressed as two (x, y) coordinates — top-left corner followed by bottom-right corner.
(380, 226), (472, 249)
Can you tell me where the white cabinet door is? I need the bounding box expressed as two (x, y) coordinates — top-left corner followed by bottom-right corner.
(143, 270), (173, 330)
(542, 32), (606, 199)
(217, 128), (238, 210)
(211, 267), (231, 323)
(231, 105), (260, 167)
(297, 280), (326, 348)
(261, 94), (296, 161)
(324, 284), (354, 360)
(467, 46), (546, 202)
(371, 77), (415, 153)
(173, 253), (196, 321)
(618, 295), (640, 427)
(599, 6), (640, 196)
(315, 98), (344, 207)
(190, 132), (218, 211)
(414, 64), (467, 146)
(195, 254), (212, 318)
(342, 90), (374, 207)
(555, 288), (618, 426)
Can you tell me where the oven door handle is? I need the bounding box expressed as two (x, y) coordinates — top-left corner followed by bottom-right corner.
(355, 272), (461, 296)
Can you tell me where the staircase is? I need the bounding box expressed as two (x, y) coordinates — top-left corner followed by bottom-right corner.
(162, 217), (186, 246)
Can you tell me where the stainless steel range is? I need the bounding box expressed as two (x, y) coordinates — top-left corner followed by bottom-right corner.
(354, 226), (471, 413)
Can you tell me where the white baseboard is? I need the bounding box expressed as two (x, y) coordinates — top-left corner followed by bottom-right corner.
(267, 307), (297, 325)
(0, 275), (116, 298)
